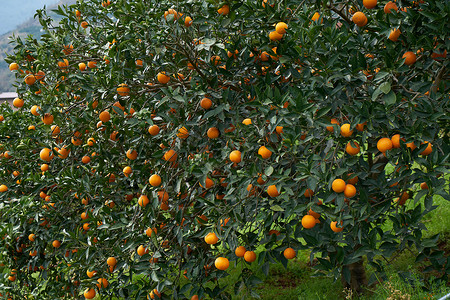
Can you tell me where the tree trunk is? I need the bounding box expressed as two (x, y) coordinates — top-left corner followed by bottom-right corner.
(341, 259), (368, 294)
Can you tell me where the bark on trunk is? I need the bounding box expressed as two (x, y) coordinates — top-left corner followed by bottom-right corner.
(341, 259), (368, 294)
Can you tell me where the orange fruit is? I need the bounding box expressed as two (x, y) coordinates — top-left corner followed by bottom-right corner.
(149, 174), (162, 187)
(391, 134), (402, 148)
(258, 146), (272, 159)
(81, 156), (91, 164)
(345, 141), (360, 155)
(283, 247), (296, 259)
(344, 184), (357, 198)
(242, 118), (252, 125)
(267, 185), (280, 197)
(326, 118), (339, 132)
(40, 148), (53, 162)
(402, 51), (417, 65)
(137, 245), (149, 256)
(269, 31), (283, 41)
(340, 124), (353, 137)
(87, 61), (97, 69)
(149, 289), (161, 299)
(244, 251), (256, 262)
(84, 288), (96, 299)
(96, 278), (109, 289)
(81, 21), (88, 28)
(398, 191), (410, 205)
(30, 105), (41, 116)
(200, 97), (212, 109)
(107, 257), (117, 267)
(311, 12), (321, 22)
(138, 195), (149, 207)
(146, 227), (157, 237)
(355, 122), (367, 132)
(148, 125), (160, 136)
(229, 150), (242, 163)
(163, 149), (177, 162)
(51, 125), (60, 136)
(377, 137), (393, 153)
(308, 209), (320, 219)
(99, 110), (110, 123)
(420, 182), (428, 190)
(126, 149), (138, 160)
(332, 179), (346, 193)
(184, 16), (193, 27)
(389, 28), (401, 42)
(117, 83), (130, 96)
(78, 62), (86, 71)
(42, 114), (54, 125)
(304, 188), (314, 197)
(207, 127), (219, 139)
(217, 5), (230, 15)
(384, 1), (398, 13)
(52, 240), (61, 248)
(235, 246), (246, 257)
(24, 75), (36, 85)
(352, 12), (368, 27)
(9, 62), (19, 71)
(330, 221), (343, 232)
(13, 98), (24, 108)
(157, 72), (170, 84)
(123, 166), (132, 177)
(28, 234), (36, 242)
(275, 22), (288, 34)
(40, 164), (49, 172)
(0, 185), (8, 193)
(200, 177), (214, 189)
(177, 126), (189, 139)
(215, 257), (229, 270)
(301, 215), (316, 229)
(204, 232), (218, 244)
(406, 142), (417, 150)
(276, 126), (283, 134)
(420, 141), (432, 155)
(363, 0), (377, 9)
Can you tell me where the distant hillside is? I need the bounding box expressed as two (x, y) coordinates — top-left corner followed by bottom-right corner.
(0, 0), (75, 92)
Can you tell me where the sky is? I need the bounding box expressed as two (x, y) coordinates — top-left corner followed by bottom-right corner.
(0, 0), (59, 35)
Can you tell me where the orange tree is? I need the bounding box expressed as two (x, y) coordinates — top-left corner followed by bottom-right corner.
(0, 0), (449, 298)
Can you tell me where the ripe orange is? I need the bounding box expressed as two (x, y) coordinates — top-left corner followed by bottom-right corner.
(244, 251), (256, 262)
(283, 247), (296, 259)
(267, 185), (280, 197)
(258, 146), (272, 159)
(330, 221), (343, 232)
(229, 150), (242, 163)
(391, 134), (402, 148)
(275, 22), (288, 34)
(352, 12), (368, 27)
(148, 125), (160, 136)
(107, 257), (117, 267)
(184, 16), (193, 27)
(30, 105), (40, 116)
(163, 149), (178, 162)
(126, 149), (138, 160)
(377, 137), (393, 153)
(332, 179), (346, 193)
(86, 61), (95, 69)
(149, 174), (162, 187)
(406, 141), (417, 150)
(42, 113), (54, 125)
(138, 195), (149, 207)
(301, 215), (316, 229)
(345, 141), (360, 155)
(304, 188), (314, 197)
(81, 156), (91, 164)
(420, 141), (432, 155)
(276, 126), (283, 134)
(235, 246), (246, 257)
(78, 62), (86, 71)
(340, 124), (353, 137)
(99, 110), (110, 122)
(117, 83), (130, 96)
(344, 184), (357, 198)
(215, 257), (229, 270)
(355, 122), (367, 132)
(28, 234), (36, 242)
(384, 1), (398, 13)
(269, 30), (283, 41)
(146, 227), (157, 237)
(40, 164), (49, 172)
(420, 182), (428, 190)
(24, 75), (36, 85)
(311, 12), (321, 22)
(207, 127), (219, 139)
(217, 5), (230, 15)
(308, 209), (320, 219)
(363, 0), (377, 9)
(137, 245), (149, 256)
(0, 185), (8, 193)
(398, 191), (410, 205)
(177, 126), (189, 139)
(326, 118), (339, 132)
(242, 118), (252, 125)
(389, 28), (401, 42)
(402, 51), (417, 65)
(81, 21), (89, 28)
(40, 148), (53, 162)
(86, 270), (97, 278)
(96, 278), (109, 289)
(52, 240), (61, 248)
(84, 288), (96, 299)
(204, 232), (218, 244)
(149, 289), (161, 299)
(13, 98), (24, 108)
(9, 62), (19, 71)
(200, 97), (212, 109)
(123, 166), (132, 177)
(157, 72), (170, 84)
